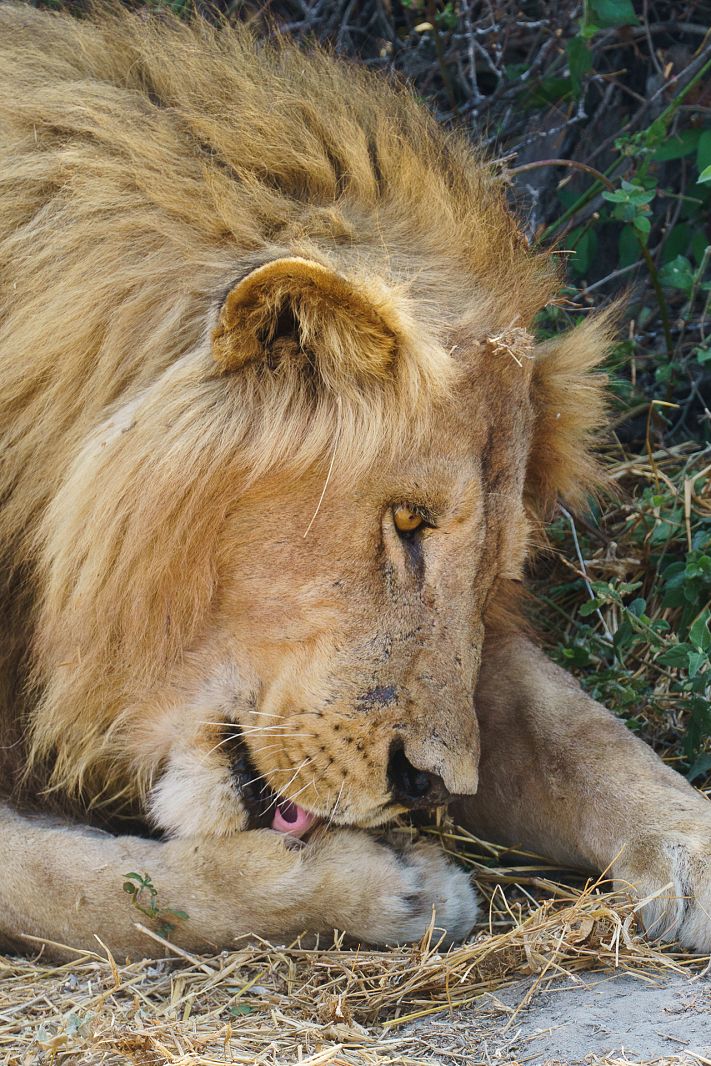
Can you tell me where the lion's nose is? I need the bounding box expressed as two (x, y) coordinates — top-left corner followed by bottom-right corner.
(387, 742), (451, 810)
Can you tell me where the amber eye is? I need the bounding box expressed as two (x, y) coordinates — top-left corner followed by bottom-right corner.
(393, 505), (424, 534)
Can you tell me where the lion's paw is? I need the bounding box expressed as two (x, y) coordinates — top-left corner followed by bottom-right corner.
(615, 827), (711, 952)
(375, 839), (479, 946)
(310, 831), (478, 946)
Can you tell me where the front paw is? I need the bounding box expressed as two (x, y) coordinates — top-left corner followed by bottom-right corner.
(310, 830), (479, 946)
(614, 827), (711, 952)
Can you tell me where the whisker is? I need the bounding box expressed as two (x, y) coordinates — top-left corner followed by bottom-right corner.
(251, 733), (316, 740)
(286, 776), (319, 806)
(198, 720), (292, 733)
(325, 779), (346, 831)
(236, 758), (312, 795)
(222, 727), (317, 739)
(261, 758), (314, 815)
(203, 734), (238, 759)
(238, 773), (267, 792)
(306, 773), (323, 803)
(268, 761), (314, 778)
(230, 725), (289, 735)
(276, 758), (313, 794)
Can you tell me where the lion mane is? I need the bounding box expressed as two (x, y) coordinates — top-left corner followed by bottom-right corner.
(0, 5), (611, 819)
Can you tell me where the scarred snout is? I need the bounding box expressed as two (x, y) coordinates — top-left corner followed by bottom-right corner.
(389, 726), (480, 807)
(386, 686), (481, 810)
(344, 645), (482, 818)
(387, 653), (481, 804)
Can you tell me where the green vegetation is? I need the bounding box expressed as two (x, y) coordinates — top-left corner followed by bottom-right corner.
(122, 871), (189, 936)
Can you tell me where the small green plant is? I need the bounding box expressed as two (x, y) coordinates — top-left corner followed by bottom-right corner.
(122, 871), (189, 937)
(602, 180), (655, 243)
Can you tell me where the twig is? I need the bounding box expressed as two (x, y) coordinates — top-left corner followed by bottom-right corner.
(559, 504), (613, 641)
(510, 158), (614, 189)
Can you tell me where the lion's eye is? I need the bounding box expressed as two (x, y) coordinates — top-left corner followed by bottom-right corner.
(393, 505), (424, 534)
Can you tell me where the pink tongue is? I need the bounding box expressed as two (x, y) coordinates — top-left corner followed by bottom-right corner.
(271, 801), (317, 838)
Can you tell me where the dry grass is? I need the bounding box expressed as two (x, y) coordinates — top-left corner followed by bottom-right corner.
(2, 824), (708, 1065)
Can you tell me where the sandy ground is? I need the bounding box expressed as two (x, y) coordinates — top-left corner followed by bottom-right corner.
(405, 971), (711, 1064)
(3, 956), (711, 1063)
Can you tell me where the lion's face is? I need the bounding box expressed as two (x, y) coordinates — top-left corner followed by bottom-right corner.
(32, 253), (606, 839)
(147, 307), (534, 836)
(220, 450), (529, 830)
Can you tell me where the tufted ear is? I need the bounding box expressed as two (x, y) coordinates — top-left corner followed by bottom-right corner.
(525, 310), (617, 521)
(212, 257), (401, 384)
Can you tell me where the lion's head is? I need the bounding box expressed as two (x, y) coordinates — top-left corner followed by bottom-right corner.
(29, 251), (611, 839)
(1, 10), (611, 839)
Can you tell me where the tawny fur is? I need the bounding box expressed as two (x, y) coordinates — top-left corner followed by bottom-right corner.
(2, 6), (710, 962)
(0, 4), (607, 810)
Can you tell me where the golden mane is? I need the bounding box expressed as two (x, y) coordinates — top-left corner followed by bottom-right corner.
(0, 4), (555, 533)
(0, 6), (610, 805)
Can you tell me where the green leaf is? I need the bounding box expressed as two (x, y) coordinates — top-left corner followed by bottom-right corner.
(568, 226), (598, 276)
(616, 580), (643, 597)
(628, 597), (647, 617)
(661, 223), (693, 264)
(691, 236), (710, 268)
(580, 18), (600, 39)
(567, 36), (593, 95)
(633, 214), (651, 237)
(652, 129), (700, 162)
(657, 643), (694, 668)
(697, 131), (711, 174)
(698, 164), (711, 185)
(690, 609), (711, 652)
(687, 753), (711, 783)
(618, 225), (640, 268)
(688, 649), (707, 679)
(649, 517), (680, 544)
(527, 77), (573, 107)
(659, 255), (694, 290)
(589, 0), (639, 27)
(560, 643), (594, 667)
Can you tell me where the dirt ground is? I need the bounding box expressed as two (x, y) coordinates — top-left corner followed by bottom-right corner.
(404, 972), (711, 1064)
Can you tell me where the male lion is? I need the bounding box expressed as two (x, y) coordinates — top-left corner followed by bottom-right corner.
(1, 5), (710, 960)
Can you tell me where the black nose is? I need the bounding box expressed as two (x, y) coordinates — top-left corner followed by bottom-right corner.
(387, 741), (451, 810)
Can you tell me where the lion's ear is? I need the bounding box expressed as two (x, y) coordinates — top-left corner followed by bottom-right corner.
(212, 257), (400, 383)
(526, 309), (617, 520)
